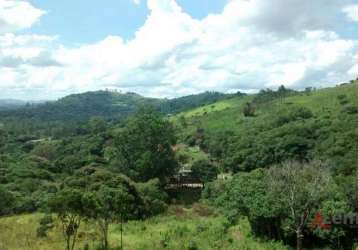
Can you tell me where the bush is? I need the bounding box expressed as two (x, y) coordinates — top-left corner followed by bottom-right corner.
(187, 240), (198, 250)
(243, 102), (255, 117)
(275, 106), (313, 126)
(172, 225), (189, 237)
(160, 231), (171, 249)
(0, 187), (15, 215)
(343, 106), (358, 114)
(83, 243), (90, 250)
(337, 94), (349, 105)
(39, 214), (54, 226)
(192, 203), (215, 217)
(196, 223), (209, 233)
(37, 214), (54, 238)
(191, 159), (218, 183)
(36, 225), (49, 238)
(14, 195), (37, 213)
(136, 178), (168, 216)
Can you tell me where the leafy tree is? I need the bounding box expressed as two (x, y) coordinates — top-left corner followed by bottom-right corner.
(266, 161), (333, 250)
(0, 187), (15, 216)
(214, 169), (283, 235)
(62, 167), (147, 249)
(275, 106), (313, 126)
(136, 178), (168, 216)
(47, 189), (88, 250)
(87, 117), (107, 134)
(113, 109), (178, 182)
(253, 86), (297, 105)
(178, 116), (187, 128)
(242, 102), (255, 117)
(0, 126), (7, 151)
(191, 159), (219, 183)
(277, 85), (288, 103)
(304, 87), (312, 95)
(31, 142), (58, 161)
(85, 186), (135, 250)
(207, 162), (348, 249)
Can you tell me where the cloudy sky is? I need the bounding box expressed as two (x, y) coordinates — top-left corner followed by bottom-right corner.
(1, 0), (358, 100)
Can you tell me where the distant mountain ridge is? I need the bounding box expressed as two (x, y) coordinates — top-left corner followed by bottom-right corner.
(0, 90), (238, 124)
(0, 99), (46, 110)
(0, 99), (27, 110)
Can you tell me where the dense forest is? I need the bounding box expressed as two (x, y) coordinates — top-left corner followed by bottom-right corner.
(0, 91), (233, 136)
(1, 81), (358, 249)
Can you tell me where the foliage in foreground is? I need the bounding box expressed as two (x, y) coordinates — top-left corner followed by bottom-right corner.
(0, 206), (288, 250)
(204, 161), (358, 250)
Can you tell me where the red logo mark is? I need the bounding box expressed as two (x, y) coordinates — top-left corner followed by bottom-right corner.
(309, 212), (331, 231)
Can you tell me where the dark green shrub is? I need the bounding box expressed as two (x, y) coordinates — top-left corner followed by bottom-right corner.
(0, 187), (15, 215)
(343, 106), (358, 114)
(39, 214), (54, 226)
(187, 241), (198, 250)
(83, 243), (90, 250)
(36, 214), (54, 238)
(160, 232), (170, 249)
(192, 203), (215, 217)
(196, 223), (208, 233)
(276, 106), (313, 126)
(36, 225), (48, 238)
(243, 102), (255, 117)
(337, 94), (349, 105)
(172, 225), (189, 237)
(191, 159), (218, 183)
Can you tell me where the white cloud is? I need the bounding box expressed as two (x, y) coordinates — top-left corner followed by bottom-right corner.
(132, 0), (141, 5)
(0, 0), (45, 34)
(343, 4), (358, 22)
(1, 0), (358, 100)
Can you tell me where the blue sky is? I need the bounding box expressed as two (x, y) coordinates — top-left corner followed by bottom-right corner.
(28, 0), (228, 44)
(1, 0), (358, 100)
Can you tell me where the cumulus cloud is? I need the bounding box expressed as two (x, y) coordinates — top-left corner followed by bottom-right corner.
(1, 0), (358, 100)
(225, 0), (350, 36)
(343, 4), (358, 22)
(0, 0), (45, 34)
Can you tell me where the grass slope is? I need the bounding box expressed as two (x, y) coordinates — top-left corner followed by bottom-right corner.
(176, 82), (358, 143)
(0, 205), (287, 250)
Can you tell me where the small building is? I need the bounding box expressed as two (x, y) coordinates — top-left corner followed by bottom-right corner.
(168, 167), (204, 189)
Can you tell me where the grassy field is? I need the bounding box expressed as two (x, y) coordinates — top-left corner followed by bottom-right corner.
(174, 82), (358, 139)
(0, 205), (288, 250)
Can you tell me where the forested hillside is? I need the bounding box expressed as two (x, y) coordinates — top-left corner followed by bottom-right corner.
(176, 82), (358, 175)
(1, 82), (358, 249)
(174, 81), (358, 249)
(0, 91), (233, 137)
(0, 99), (27, 110)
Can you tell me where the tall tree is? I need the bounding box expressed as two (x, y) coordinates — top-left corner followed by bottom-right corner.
(267, 161), (332, 250)
(114, 109), (178, 182)
(62, 167), (146, 249)
(48, 189), (88, 250)
(85, 186), (134, 250)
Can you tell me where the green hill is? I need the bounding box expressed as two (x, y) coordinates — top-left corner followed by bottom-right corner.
(0, 90), (234, 125)
(0, 99), (27, 110)
(2, 82), (358, 249)
(0, 91), (159, 123)
(175, 81), (358, 174)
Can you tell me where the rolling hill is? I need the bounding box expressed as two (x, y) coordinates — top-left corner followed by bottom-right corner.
(0, 99), (27, 110)
(174, 81), (358, 174)
(1, 81), (358, 250)
(0, 90), (235, 125)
